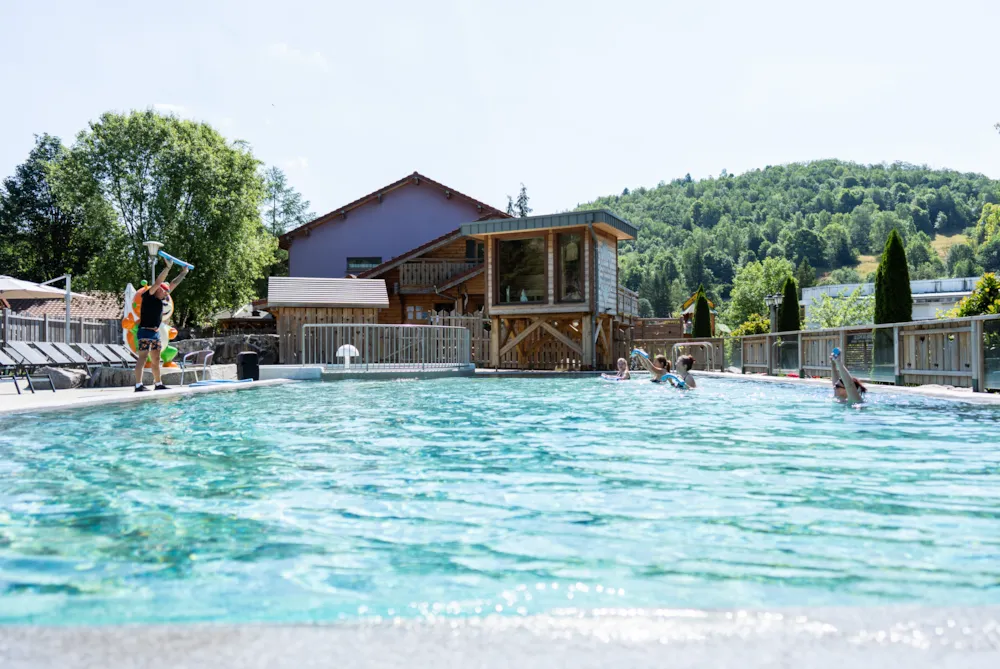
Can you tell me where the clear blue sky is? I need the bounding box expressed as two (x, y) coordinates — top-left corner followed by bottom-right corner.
(3, 0), (999, 218)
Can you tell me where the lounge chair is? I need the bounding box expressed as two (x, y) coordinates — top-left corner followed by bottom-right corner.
(107, 344), (138, 365)
(179, 349), (214, 385)
(0, 342), (56, 392)
(75, 343), (121, 367)
(0, 348), (27, 395)
(50, 342), (103, 374)
(94, 343), (133, 366)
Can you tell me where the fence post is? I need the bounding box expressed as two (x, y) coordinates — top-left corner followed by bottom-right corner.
(1, 308), (7, 345)
(797, 333), (804, 379)
(971, 319), (983, 392)
(893, 326), (902, 386)
(764, 335), (772, 375)
(42, 313), (48, 342)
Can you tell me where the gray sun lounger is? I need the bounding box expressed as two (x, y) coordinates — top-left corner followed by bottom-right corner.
(107, 344), (138, 365)
(51, 342), (103, 373)
(0, 348), (28, 395)
(75, 343), (119, 367)
(0, 342), (56, 392)
(34, 342), (93, 376)
(95, 343), (134, 366)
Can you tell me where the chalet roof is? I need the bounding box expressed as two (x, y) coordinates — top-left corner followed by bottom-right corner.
(357, 228), (464, 278)
(681, 293), (716, 311)
(460, 209), (637, 240)
(279, 172), (509, 249)
(4, 291), (121, 319)
(266, 277), (389, 309)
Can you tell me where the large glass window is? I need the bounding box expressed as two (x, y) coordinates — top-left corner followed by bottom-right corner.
(497, 237), (546, 304)
(558, 233), (583, 302)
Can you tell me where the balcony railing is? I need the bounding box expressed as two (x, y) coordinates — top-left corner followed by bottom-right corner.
(400, 259), (481, 288)
(617, 285), (639, 317)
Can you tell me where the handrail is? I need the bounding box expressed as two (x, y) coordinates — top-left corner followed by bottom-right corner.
(300, 323), (471, 370)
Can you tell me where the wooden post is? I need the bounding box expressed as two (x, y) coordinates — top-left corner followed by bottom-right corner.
(796, 333), (804, 379)
(582, 316), (594, 370)
(489, 316), (500, 368)
(971, 319), (984, 392)
(764, 334), (771, 375)
(893, 325), (902, 386)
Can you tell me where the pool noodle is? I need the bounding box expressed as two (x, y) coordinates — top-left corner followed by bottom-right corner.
(157, 250), (194, 270)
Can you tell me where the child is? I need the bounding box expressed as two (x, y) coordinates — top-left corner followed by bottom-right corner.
(633, 350), (673, 383)
(615, 357), (631, 380)
(674, 354), (697, 388)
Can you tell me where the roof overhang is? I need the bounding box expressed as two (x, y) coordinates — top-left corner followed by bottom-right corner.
(460, 210), (636, 241)
(266, 277), (389, 309)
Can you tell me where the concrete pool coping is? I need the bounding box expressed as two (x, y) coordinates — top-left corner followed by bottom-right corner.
(0, 378), (293, 418)
(2, 607), (998, 668)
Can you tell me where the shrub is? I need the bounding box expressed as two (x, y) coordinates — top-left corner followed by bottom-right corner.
(777, 277), (801, 332)
(693, 285), (713, 337)
(874, 229), (912, 324)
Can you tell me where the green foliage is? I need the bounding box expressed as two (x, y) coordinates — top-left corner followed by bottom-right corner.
(49, 109), (275, 325)
(946, 243), (976, 276)
(977, 237), (1000, 273)
(950, 273), (1000, 316)
(637, 297), (653, 318)
(777, 277), (801, 332)
(807, 286), (875, 328)
(724, 256), (794, 327)
(974, 203), (1000, 244)
(259, 166), (313, 291)
(818, 267), (863, 286)
(578, 160), (994, 303)
(730, 312), (770, 336)
(693, 285), (712, 337)
(874, 229), (912, 324)
(795, 259), (816, 296)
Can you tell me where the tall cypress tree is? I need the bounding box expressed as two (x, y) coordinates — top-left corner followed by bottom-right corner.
(777, 277), (801, 332)
(874, 229), (912, 324)
(693, 285), (713, 337)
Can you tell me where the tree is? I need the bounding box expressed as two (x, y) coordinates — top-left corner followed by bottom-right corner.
(787, 227), (824, 268)
(50, 109), (274, 325)
(822, 223), (856, 266)
(261, 167), (313, 236)
(946, 243), (976, 276)
(637, 297), (653, 318)
(724, 256), (794, 327)
(974, 203), (1000, 244)
(0, 134), (104, 283)
(777, 277), (800, 332)
(795, 259), (816, 296)
(819, 267), (863, 285)
(515, 183), (531, 218)
(806, 286), (875, 328)
(730, 312), (770, 336)
(949, 273), (1000, 317)
(976, 237), (1000, 273)
(640, 269), (673, 317)
(505, 195), (515, 217)
(693, 285), (712, 337)
(874, 229), (912, 324)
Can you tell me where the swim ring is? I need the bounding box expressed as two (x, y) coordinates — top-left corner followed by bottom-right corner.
(121, 283), (179, 366)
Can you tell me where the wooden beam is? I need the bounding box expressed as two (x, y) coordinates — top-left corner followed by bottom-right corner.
(500, 318), (545, 357)
(581, 317), (594, 370)
(540, 320), (583, 355)
(490, 316), (500, 367)
(598, 315), (610, 355)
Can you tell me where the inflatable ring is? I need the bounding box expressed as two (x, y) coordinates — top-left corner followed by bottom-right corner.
(121, 285), (179, 366)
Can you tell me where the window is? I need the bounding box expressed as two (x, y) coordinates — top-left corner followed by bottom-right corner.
(346, 257), (382, 273)
(433, 302), (453, 313)
(406, 305), (428, 322)
(497, 237), (546, 304)
(557, 233), (583, 302)
(465, 240), (485, 262)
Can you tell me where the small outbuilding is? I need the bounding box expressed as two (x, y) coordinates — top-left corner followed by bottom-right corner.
(266, 277), (389, 363)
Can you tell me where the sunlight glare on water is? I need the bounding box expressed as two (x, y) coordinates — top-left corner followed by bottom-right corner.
(0, 376), (999, 624)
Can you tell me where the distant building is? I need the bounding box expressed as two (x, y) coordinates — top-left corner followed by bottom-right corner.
(279, 172), (508, 278)
(799, 277), (979, 327)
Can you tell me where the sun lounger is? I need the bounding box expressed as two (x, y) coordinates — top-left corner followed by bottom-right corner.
(51, 342), (103, 374)
(0, 348), (27, 395)
(107, 344), (138, 365)
(34, 342), (93, 376)
(74, 343), (119, 367)
(0, 342), (56, 393)
(94, 343), (131, 366)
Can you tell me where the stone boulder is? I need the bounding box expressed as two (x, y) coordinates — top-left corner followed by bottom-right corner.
(174, 334), (279, 365)
(37, 366), (88, 390)
(90, 364), (238, 388)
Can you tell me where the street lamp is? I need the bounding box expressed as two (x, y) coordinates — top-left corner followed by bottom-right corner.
(143, 241), (164, 286)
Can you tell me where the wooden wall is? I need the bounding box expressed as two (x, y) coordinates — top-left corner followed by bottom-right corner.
(273, 307), (379, 364)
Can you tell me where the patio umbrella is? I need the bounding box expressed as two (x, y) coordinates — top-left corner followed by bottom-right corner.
(0, 275), (90, 300)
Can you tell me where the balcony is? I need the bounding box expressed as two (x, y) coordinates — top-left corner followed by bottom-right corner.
(399, 259), (482, 292)
(617, 284), (639, 318)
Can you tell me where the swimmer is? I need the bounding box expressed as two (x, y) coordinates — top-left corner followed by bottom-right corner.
(633, 351), (673, 383)
(614, 357), (631, 380)
(830, 348), (865, 403)
(674, 354), (697, 389)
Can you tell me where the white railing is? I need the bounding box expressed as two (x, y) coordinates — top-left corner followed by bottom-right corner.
(1, 310), (121, 344)
(300, 323), (471, 370)
(399, 259), (480, 288)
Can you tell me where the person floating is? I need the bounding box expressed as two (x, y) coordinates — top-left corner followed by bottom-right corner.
(134, 259), (189, 392)
(600, 357), (632, 382)
(674, 354), (697, 389)
(830, 347), (865, 404)
(631, 349), (688, 388)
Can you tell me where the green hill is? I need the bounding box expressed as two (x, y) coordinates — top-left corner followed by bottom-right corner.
(577, 159), (999, 321)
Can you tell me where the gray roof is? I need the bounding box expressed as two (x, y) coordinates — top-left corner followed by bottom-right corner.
(460, 209), (637, 240)
(267, 277), (389, 309)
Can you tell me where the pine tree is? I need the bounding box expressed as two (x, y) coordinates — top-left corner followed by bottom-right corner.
(505, 195), (515, 217)
(874, 229), (912, 324)
(794, 259), (816, 298)
(777, 277), (801, 332)
(693, 285), (713, 337)
(515, 183), (532, 218)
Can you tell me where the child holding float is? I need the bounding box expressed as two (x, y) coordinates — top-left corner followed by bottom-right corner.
(628, 348), (692, 388)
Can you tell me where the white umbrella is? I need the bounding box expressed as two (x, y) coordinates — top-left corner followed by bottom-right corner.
(0, 275), (90, 300)
(337, 344), (360, 370)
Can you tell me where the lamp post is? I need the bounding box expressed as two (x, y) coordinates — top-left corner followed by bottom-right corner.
(143, 241), (164, 286)
(40, 274), (72, 341)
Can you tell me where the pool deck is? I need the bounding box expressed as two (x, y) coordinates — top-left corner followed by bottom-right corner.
(2, 607), (997, 668)
(0, 378), (291, 417)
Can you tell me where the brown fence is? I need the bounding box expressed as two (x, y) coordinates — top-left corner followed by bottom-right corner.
(733, 314), (1000, 392)
(1, 310), (121, 344)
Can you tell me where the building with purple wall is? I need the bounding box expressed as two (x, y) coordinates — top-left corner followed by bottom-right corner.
(280, 172), (507, 278)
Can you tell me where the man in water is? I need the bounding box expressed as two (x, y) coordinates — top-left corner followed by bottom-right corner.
(134, 260), (188, 392)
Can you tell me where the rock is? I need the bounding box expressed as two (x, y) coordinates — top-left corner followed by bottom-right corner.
(37, 366), (88, 390)
(174, 335), (279, 365)
(89, 364), (238, 387)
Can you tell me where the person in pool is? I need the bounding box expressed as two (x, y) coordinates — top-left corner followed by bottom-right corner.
(614, 357), (631, 380)
(830, 348), (865, 403)
(633, 351), (673, 383)
(674, 354), (697, 389)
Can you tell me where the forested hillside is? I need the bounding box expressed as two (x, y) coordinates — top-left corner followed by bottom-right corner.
(578, 160), (1000, 323)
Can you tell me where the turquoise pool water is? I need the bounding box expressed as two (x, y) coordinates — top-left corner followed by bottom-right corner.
(1, 377), (999, 624)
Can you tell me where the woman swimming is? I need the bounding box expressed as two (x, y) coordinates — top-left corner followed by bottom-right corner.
(674, 354), (697, 389)
(830, 348), (865, 403)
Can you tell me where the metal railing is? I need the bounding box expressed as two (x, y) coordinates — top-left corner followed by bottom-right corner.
(300, 323), (471, 370)
(617, 284), (640, 317)
(731, 313), (1000, 392)
(1, 310), (121, 345)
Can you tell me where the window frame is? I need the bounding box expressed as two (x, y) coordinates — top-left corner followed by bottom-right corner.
(555, 231), (585, 304)
(493, 233), (549, 306)
(346, 256), (382, 273)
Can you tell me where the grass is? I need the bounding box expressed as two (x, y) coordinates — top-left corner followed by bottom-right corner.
(854, 255), (879, 278)
(930, 232), (967, 260)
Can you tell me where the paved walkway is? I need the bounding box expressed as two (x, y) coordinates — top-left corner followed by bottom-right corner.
(0, 379), (290, 417)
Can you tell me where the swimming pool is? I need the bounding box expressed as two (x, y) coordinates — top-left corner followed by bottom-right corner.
(1, 376), (998, 624)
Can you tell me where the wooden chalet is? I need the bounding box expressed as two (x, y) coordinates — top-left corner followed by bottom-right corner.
(459, 210), (640, 370)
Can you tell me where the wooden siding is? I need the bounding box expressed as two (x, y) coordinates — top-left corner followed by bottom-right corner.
(596, 232), (617, 314)
(273, 307), (379, 364)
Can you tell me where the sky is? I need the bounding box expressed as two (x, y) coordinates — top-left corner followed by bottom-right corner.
(3, 0), (1000, 219)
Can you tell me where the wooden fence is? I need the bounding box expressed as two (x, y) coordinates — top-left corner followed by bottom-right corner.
(734, 314), (1000, 392)
(1, 310), (121, 345)
(429, 309), (489, 365)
